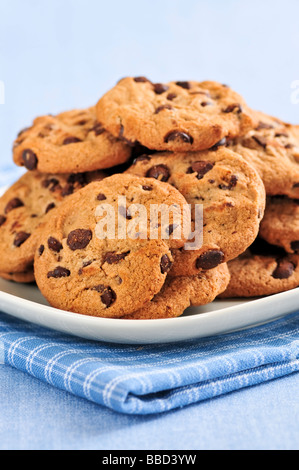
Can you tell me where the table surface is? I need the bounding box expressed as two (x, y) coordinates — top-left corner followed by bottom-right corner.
(0, 363), (298, 450)
(0, 0), (299, 450)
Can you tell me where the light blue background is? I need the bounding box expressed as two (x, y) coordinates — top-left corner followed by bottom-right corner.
(0, 0), (299, 171)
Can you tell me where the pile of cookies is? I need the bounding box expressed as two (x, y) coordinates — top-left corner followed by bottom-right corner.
(0, 77), (298, 319)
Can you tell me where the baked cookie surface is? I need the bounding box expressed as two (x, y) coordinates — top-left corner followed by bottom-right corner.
(126, 147), (266, 276)
(13, 106), (132, 174)
(34, 174), (189, 318)
(228, 111), (299, 198)
(220, 238), (299, 298)
(259, 197), (299, 253)
(0, 170), (106, 274)
(124, 263), (230, 319)
(96, 77), (256, 152)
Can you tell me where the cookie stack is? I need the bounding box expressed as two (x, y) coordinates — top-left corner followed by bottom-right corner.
(0, 77), (298, 319)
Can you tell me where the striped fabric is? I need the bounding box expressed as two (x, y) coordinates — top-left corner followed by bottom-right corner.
(0, 311), (298, 415)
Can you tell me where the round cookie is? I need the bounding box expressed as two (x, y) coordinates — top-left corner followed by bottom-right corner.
(0, 270), (35, 284)
(34, 174), (190, 318)
(13, 106), (132, 174)
(0, 170), (106, 274)
(220, 238), (299, 298)
(124, 263), (230, 319)
(259, 197), (299, 254)
(228, 111), (299, 198)
(96, 77), (256, 152)
(126, 147), (266, 276)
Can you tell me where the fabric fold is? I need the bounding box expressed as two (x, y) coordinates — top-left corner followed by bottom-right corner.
(0, 311), (298, 414)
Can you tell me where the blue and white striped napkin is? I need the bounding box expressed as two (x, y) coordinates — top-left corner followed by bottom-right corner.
(0, 311), (298, 414)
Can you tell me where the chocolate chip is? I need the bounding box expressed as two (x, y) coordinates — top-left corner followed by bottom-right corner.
(93, 285), (116, 308)
(201, 101), (213, 107)
(166, 224), (178, 236)
(210, 138), (227, 151)
(48, 237), (63, 253)
(223, 103), (243, 114)
(38, 245), (45, 256)
(61, 184), (74, 197)
(45, 203), (56, 213)
(146, 164), (170, 182)
(42, 178), (61, 192)
(167, 93), (177, 101)
(142, 185), (153, 191)
(255, 121), (275, 131)
(14, 232), (31, 247)
(103, 251), (130, 264)
(67, 173), (88, 186)
(164, 131), (194, 145)
(285, 143), (294, 149)
(90, 122), (105, 136)
(119, 206), (132, 220)
(290, 241), (299, 253)
(252, 136), (268, 149)
(293, 183), (299, 188)
(134, 76), (150, 83)
(63, 136), (82, 145)
(196, 250), (225, 270)
(22, 149), (38, 170)
(153, 83), (169, 94)
(272, 259), (295, 279)
(133, 154), (151, 165)
(5, 198), (24, 214)
(160, 254), (172, 274)
(219, 175), (238, 190)
(175, 81), (191, 90)
(47, 267), (71, 279)
(187, 161), (214, 180)
(0, 215), (6, 226)
(275, 132), (289, 138)
(155, 104), (174, 114)
(67, 229), (92, 251)
(97, 193), (107, 201)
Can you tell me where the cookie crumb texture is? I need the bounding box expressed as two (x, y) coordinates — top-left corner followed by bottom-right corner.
(0, 170), (106, 276)
(126, 147), (266, 276)
(13, 106), (132, 174)
(228, 111), (299, 198)
(34, 174), (190, 318)
(96, 78), (256, 152)
(220, 239), (299, 298)
(124, 263), (230, 319)
(259, 197), (299, 253)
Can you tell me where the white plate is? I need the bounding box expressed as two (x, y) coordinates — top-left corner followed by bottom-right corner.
(0, 183), (298, 344)
(0, 278), (298, 344)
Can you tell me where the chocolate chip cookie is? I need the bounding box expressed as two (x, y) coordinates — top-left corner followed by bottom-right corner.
(96, 77), (256, 152)
(259, 197), (299, 253)
(0, 270), (35, 284)
(228, 111), (299, 198)
(34, 174), (190, 318)
(126, 147), (266, 276)
(13, 106), (132, 174)
(124, 263), (230, 319)
(0, 170), (106, 276)
(220, 238), (299, 298)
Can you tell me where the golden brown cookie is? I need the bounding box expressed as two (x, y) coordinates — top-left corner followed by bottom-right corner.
(228, 111), (299, 198)
(0, 170), (106, 274)
(259, 197), (299, 253)
(96, 77), (256, 152)
(13, 106), (132, 174)
(220, 238), (299, 298)
(0, 270), (35, 283)
(126, 147), (266, 276)
(124, 263), (230, 319)
(34, 174), (190, 318)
